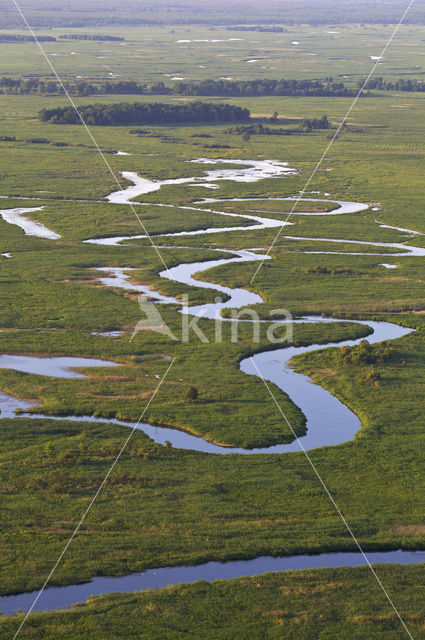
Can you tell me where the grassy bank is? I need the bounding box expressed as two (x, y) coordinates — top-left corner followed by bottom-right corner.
(2, 564), (425, 638)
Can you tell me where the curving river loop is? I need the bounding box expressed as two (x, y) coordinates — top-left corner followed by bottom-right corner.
(0, 159), (423, 615)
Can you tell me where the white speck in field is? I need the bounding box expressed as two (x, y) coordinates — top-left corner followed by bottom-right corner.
(1, 253), (12, 258)
(171, 77), (186, 80)
(177, 38), (243, 43)
(91, 330), (125, 337)
(380, 263), (398, 269)
(189, 183), (220, 189)
(291, 41), (300, 45)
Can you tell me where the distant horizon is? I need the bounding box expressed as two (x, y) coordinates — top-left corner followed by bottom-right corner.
(1, 0), (425, 28)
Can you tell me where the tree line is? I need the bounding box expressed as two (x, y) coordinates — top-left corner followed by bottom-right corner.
(359, 76), (425, 92)
(37, 101), (251, 125)
(0, 76), (358, 98)
(150, 78), (357, 97)
(58, 34), (124, 41)
(0, 77), (142, 96)
(0, 33), (124, 42)
(0, 34), (56, 42)
(2, 0), (425, 28)
(11, 74), (425, 99)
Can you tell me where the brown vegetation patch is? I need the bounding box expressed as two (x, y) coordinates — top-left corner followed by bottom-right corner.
(375, 277), (423, 282)
(111, 220), (139, 227)
(227, 517), (294, 528)
(363, 149), (425, 155)
(279, 581), (344, 596)
(352, 613), (398, 625)
(310, 367), (337, 377)
(392, 524), (425, 536)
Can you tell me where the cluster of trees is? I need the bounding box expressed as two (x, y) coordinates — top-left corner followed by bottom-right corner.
(156, 78), (357, 97)
(58, 34), (124, 40)
(225, 115), (330, 138)
(0, 76), (358, 98)
(0, 33), (123, 43)
(360, 76), (425, 92)
(0, 34), (56, 42)
(186, 386), (198, 401)
(338, 340), (394, 366)
(336, 339), (395, 387)
(0, 77), (62, 95)
(38, 101), (250, 125)
(301, 115), (330, 131)
(224, 123), (291, 137)
(0, 77), (145, 96)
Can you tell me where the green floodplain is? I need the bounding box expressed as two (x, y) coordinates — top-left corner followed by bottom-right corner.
(1, 6), (425, 638)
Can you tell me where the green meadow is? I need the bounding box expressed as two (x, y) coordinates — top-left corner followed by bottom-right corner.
(1, 23), (425, 84)
(1, 15), (425, 639)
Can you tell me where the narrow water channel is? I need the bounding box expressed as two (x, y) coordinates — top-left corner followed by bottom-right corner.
(1, 161), (423, 615)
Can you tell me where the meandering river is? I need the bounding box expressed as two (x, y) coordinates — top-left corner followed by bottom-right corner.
(0, 159), (423, 615)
